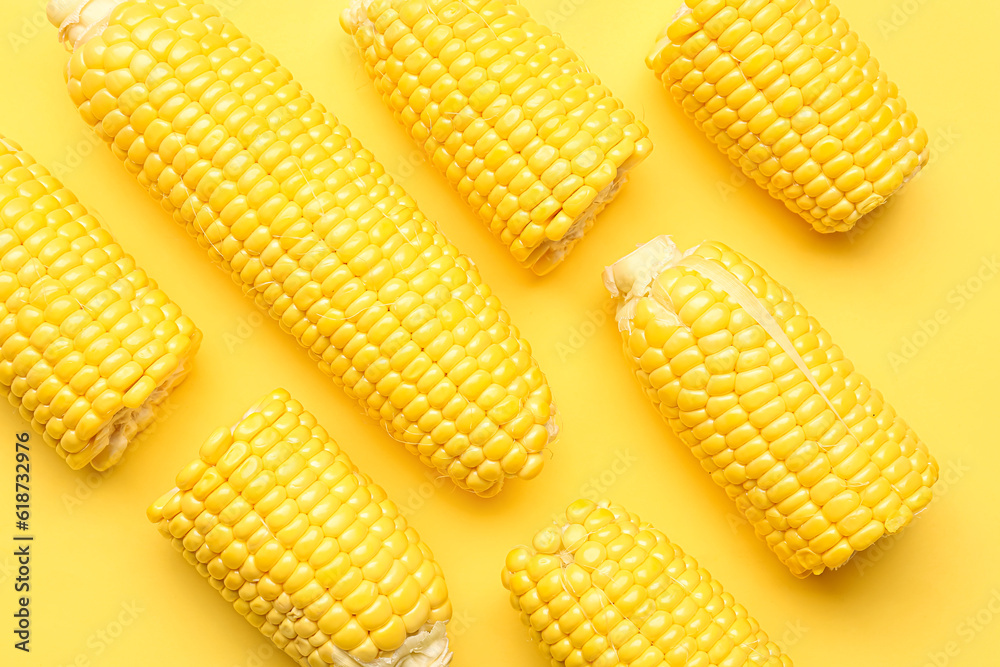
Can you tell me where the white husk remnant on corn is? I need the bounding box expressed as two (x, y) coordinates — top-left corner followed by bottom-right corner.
(603, 235), (687, 332)
(48, 0), (126, 49)
(328, 622), (451, 667)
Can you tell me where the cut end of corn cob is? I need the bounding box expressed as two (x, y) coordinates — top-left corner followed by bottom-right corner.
(87, 357), (189, 469)
(0, 135), (200, 470)
(605, 237), (938, 576)
(647, 0), (929, 232)
(54, 0), (557, 496)
(342, 0), (653, 275)
(501, 499), (794, 665)
(530, 166), (635, 275)
(147, 388), (453, 667)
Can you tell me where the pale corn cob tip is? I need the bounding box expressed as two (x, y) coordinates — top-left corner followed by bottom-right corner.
(147, 388), (453, 667)
(56, 0), (557, 497)
(47, 0), (126, 49)
(0, 136), (200, 470)
(647, 0), (929, 232)
(502, 499), (794, 666)
(606, 236), (938, 576)
(342, 0), (653, 274)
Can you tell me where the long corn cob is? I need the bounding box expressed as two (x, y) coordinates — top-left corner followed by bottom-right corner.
(647, 0), (928, 232)
(342, 0), (653, 275)
(0, 135), (199, 470)
(148, 388), (452, 666)
(604, 237), (938, 576)
(48, 0), (556, 497)
(502, 499), (793, 665)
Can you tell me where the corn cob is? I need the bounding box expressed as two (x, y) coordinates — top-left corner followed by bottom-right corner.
(647, 0), (928, 232)
(342, 0), (653, 275)
(502, 499), (793, 666)
(0, 135), (199, 470)
(48, 0), (557, 497)
(148, 388), (452, 666)
(604, 237), (938, 576)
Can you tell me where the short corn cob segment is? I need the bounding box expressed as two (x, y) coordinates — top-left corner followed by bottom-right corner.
(502, 499), (793, 666)
(50, 0), (556, 496)
(342, 0), (653, 274)
(0, 135), (199, 470)
(647, 0), (928, 232)
(604, 237), (938, 576)
(147, 389), (453, 666)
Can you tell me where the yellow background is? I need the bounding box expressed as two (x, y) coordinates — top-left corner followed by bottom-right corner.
(1, 0), (998, 664)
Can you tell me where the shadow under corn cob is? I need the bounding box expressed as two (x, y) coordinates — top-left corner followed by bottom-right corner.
(605, 237), (938, 576)
(48, 0), (556, 497)
(0, 135), (199, 469)
(342, 0), (653, 275)
(648, 0), (928, 231)
(148, 389), (453, 666)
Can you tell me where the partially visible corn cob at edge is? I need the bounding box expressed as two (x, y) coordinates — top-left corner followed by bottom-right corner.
(0, 135), (199, 470)
(604, 237), (938, 576)
(48, 0), (557, 496)
(342, 0), (653, 275)
(502, 499), (793, 666)
(647, 0), (928, 232)
(148, 388), (453, 666)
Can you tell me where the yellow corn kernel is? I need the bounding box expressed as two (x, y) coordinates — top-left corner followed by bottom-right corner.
(0, 135), (200, 470)
(52, 0), (556, 497)
(502, 499), (794, 665)
(605, 237), (938, 576)
(147, 389), (453, 666)
(342, 0), (653, 274)
(647, 0), (929, 232)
